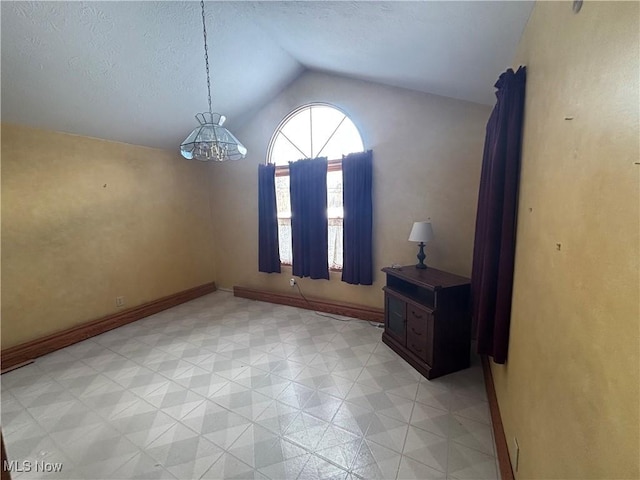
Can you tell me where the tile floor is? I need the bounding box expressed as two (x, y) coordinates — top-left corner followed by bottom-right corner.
(2, 291), (499, 480)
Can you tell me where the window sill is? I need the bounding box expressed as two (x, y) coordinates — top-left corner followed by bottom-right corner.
(280, 263), (343, 273)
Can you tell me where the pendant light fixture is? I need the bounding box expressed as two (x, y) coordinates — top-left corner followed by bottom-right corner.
(180, 1), (247, 162)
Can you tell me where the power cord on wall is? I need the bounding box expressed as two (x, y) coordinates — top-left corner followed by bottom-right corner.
(293, 281), (384, 329)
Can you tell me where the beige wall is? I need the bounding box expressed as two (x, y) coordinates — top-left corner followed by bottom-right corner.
(210, 71), (491, 308)
(492, 1), (640, 478)
(1, 124), (216, 349)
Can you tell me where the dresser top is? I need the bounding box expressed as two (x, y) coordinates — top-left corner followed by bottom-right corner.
(382, 265), (470, 289)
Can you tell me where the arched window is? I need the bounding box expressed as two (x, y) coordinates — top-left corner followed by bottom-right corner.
(268, 103), (364, 270)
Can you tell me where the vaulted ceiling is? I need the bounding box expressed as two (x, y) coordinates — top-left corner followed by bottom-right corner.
(1, 1), (533, 151)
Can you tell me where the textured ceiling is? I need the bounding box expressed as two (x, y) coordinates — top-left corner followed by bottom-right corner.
(1, 1), (533, 151)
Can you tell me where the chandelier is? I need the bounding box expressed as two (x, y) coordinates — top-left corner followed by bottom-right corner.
(180, 1), (247, 162)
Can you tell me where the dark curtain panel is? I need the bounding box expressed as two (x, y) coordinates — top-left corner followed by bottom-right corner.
(342, 150), (373, 285)
(472, 66), (527, 364)
(258, 163), (281, 273)
(290, 158), (329, 279)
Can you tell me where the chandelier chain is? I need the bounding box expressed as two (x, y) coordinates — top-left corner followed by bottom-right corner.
(180, 0), (246, 161)
(200, 0), (212, 115)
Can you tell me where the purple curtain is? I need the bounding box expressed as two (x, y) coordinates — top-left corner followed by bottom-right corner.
(342, 150), (373, 285)
(290, 158), (329, 280)
(258, 163), (281, 273)
(472, 66), (526, 364)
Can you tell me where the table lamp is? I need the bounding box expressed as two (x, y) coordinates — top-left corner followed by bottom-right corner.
(408, 221), (434, 269)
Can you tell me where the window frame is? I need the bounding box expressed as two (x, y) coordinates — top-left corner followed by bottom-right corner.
(274, 159), (342, 178)
(267, 103), (364, 272)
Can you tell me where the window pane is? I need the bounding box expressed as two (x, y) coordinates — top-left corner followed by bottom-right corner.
(278, 218), (292, 265)
(328, 170), (343, 270)
(311, 106), (345, 158)
(276, 175), (292, 265)
(327, 170), (343, 219)
(318, 118), (364, 160)
(275, 175), (291, 218)
(271, 134), (307, 166)
(280, 109), (311, 160)
(329, 218), (343, 270)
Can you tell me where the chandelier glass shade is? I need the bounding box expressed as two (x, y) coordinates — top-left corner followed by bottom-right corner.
(180, 113), (247, 162)
(180, 1), (246, 162)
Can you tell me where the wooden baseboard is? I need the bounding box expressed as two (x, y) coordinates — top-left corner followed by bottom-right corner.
(0, 360), (34, 375)
(481, 355), (515, 480)
(1, 282), (217, 371)
(233, 286), (384, 323)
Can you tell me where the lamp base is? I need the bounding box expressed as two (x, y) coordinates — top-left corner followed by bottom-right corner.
(415, 242), (427, 269)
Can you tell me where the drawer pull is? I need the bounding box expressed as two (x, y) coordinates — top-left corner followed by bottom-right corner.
(411, 344), (422, 353)
(412, 311), (423, 319)
(411, 327), (422, 336)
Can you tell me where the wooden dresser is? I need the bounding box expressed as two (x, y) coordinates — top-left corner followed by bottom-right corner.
(381, 265), (472, 379)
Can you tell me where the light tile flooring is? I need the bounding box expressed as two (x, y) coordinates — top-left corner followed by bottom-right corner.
(2, 292), (498, 480)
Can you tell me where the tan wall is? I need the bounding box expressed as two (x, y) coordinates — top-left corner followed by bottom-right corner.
(1, 124), (216, 349)
(492, 2), (640, 478)
(210, 71), (491, 308)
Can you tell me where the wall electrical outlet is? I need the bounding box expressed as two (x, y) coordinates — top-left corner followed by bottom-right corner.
(513, 437), (520, 472)
(116, 296), (125, 307)
(289, 278), (296, 287)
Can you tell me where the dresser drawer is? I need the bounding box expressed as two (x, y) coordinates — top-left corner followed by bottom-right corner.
(406, 306), (434, 365)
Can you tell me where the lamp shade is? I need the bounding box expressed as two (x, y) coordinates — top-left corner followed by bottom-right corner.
(180, 113), (247, 162)
(408, 222), (434, 243)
